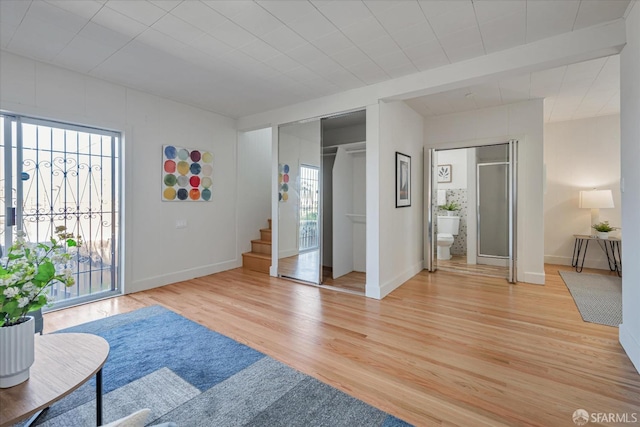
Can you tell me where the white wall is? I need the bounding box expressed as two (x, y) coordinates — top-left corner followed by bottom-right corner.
(375, 100), (424, 298)
(436, 149), (468, 190)
(620, 2), (640, 374)
(0, 50), (239, 294)
(424, 99), (545, 284)
(237, 128), (272, 256)
(544, 115), (621, 268)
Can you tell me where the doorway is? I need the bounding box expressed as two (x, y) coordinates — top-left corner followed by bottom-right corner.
(425, 141), (517, 282)
(1, 114), (121, 308)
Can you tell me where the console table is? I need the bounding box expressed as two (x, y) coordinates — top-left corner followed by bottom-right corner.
(0, 333), (110, 427)
(571, 234), (622, 276)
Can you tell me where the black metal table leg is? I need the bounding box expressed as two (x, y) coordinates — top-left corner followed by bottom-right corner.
(610, 241), (622, 276)
(22, 408), (48, 426)
(96, 368), (103, 426)
(572, 238), (588, 272)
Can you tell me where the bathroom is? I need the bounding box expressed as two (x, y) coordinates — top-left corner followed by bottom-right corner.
(432, 144), (513, 280)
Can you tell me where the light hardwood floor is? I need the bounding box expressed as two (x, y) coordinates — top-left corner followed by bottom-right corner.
(437, 254), (509, 278)
(44, 265), (639, 427)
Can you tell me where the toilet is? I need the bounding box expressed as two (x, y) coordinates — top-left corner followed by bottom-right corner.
(437, 216), (460, 260)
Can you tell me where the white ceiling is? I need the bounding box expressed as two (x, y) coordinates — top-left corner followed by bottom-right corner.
(0, 0), (632, 119)
(406, 54), (620, 122)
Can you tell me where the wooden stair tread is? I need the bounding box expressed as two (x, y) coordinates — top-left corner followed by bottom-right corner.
(242, 252), (271, 259)
(259, 228), (271, 233)
(251, 239), (272, 245)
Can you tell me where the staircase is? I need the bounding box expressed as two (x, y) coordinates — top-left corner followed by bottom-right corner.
(242, 219), (272, 274)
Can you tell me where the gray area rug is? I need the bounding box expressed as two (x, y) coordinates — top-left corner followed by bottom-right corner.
(13, 306), (411, 427)
(559, 271), (622, 327)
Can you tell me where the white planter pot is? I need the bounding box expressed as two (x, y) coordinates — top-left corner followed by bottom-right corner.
(446, 211), (457, 216)
(597, 231), (609, 239)
(0, 316), (35, 388)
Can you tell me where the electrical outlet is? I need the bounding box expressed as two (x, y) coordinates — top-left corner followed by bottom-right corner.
(176, 219), (187, 229)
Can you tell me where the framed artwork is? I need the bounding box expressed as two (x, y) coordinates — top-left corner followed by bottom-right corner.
(396, 152), (411, 208)
(162, 145), (213, 201)
(437, 164), (452, 183)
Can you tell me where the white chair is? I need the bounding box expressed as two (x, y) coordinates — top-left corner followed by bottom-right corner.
(101, 409), (177, 427)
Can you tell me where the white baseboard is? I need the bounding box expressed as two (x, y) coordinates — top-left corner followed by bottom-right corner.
(544, 255), (612, 270)
(371, 261), (424, 300)
(128, 259), (241, 293)
(523, 271), (545, 285)
(620, 324), (640, 375)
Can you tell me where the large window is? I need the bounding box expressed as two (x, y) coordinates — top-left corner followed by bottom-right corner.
(1, 114), (121, 308)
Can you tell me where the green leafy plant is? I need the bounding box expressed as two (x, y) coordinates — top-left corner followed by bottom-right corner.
(439, 202), (460, 211)
(592, 221), (618, 232)
(0, 228), (78, 327)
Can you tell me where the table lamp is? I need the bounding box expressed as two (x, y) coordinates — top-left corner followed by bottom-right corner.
(579, 189), (614, 234)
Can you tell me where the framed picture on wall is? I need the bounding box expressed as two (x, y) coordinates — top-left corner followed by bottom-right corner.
(437, 164), (452, 183)
(396, 152), (411, 208)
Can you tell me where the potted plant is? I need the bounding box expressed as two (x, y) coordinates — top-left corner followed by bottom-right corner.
(592, 221), (618, 239)
(0, 228), (77, 388)
(439, 202), (460, 216)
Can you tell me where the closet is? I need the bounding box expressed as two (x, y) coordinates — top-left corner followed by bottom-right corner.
(277, 110), (366, 292)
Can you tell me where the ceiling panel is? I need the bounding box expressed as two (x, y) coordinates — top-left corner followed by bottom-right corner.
(286, 9), (336, 41)
(91, 5), (147, 38)
(311, 31), (355, 56)
(44, 0), (103, 20)
(478, 11), (526, 53)
(208, 19), (256, 50)
(369, 1), (427, 33)
(104, 0), (166, 26)
(574, 0), (631, 29)
(225, 1), (282, 37)
(149, 1), (183, 13)
(54, 35), (120, 72)
(0, 22), (18, 48)
(340, 16), (388, 45)
(312, 0), (372, 29)
(0, 0), (33, 25)
(388, 22), (437, 49)
(472, 0), (526, 23)
(526, 0), (580, 42)
(169, 1), (228, 34)
(152, 14), (205, 45)
(423, 1), (477, 38)
(256, 0), (318, 24)
(260, 25), (308, 53)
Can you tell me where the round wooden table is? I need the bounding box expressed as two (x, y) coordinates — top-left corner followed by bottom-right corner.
(0, 333), (110, 427)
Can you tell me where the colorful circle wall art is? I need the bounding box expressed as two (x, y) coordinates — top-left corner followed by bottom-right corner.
(163, 145), (213, 202)
(279, 163), (290, 202)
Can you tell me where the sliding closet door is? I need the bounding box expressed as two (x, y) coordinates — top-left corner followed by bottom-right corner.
(424, 148), (436, 272)
(277, 120), (321, 284)
(508, 140), (518, 283)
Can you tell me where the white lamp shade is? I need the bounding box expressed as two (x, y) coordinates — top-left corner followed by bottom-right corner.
(579, 189), (614, 209)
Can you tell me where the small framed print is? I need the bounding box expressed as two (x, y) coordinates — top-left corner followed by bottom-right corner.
(396, 152), (411, 208)
(437, 164), (452, 183)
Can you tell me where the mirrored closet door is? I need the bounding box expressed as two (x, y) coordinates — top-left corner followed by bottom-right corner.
(277, 120), (321, 284)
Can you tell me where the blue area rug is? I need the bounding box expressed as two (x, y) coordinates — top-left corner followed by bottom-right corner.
(26, 306), (412, 426)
